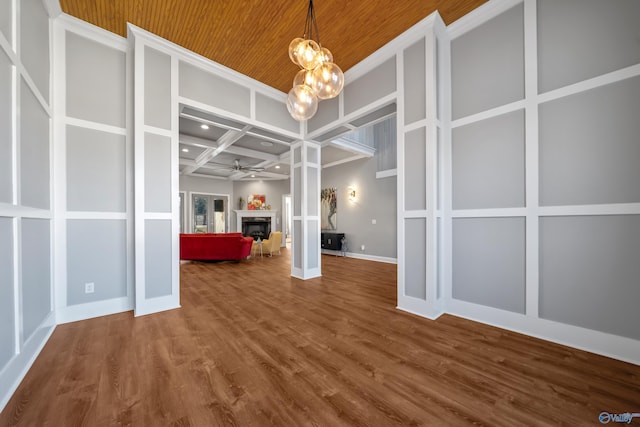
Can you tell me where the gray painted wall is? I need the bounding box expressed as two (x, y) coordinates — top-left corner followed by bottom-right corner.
(0, 0), (52, 390)
(452, 217), (525, 314)
(537, 0), (640, 93)
(451, 3), (524, 120)
(62, 30), (132, 312)
(404, 38), (426, 126)
(321, 156), (397, 259)
(144, 46), (171, 129)
(66, 126), (127, 212)
(452, 110), (525, 209)
(344, 57), (396, 116)
(179, 61), (251, 118)
(144, 133), (172, 213)
(405, 218), (426, 298)
(0, 218), (15, 367)
(19, 0), (49, 103)
(66, 31), (126, 128)
(145, 220), (172, 298)
(0, 49), (11, 203)
(67, 220), (127, 305)
(539, 75), (640, 206)
(450, 0), (640, 342)
(21, 219), (52, 341)
(0, 2), (11, 45)
(180, 175), (234, 196)
(20, 77), (50, 210)
(540, 215), (640, 340)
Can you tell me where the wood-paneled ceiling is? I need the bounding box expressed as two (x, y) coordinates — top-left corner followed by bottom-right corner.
(59, 0), (488, 93)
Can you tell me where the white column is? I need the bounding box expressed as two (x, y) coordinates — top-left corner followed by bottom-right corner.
(291, 140), (321, 280)
(132, 30), (180, 316)
(396, 17), (446, 319)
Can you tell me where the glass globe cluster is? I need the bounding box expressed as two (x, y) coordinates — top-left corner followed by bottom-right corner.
(286, 38), (344, 121)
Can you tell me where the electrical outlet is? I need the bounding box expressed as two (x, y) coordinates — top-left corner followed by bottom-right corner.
(360, 244), (365, 251)
(85, 282), (95, 294)
(371, 219), (376, 224)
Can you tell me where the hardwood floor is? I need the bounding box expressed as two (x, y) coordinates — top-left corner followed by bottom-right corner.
(2, 250), (639, 426)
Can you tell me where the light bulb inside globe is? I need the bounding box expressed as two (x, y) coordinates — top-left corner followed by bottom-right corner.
(287, 85), (318, 121)
(288, 38), (305, 66)
(297, 39), (321, 70)
(318, 47), (333, 64)
(293, 69), (316, 92)
(311, 62), (344, 100)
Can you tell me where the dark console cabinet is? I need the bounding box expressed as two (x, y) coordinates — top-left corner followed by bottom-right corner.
(321, 232), (344, 250)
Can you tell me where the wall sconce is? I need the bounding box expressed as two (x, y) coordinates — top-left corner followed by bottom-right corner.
(348, 186), (357, 202)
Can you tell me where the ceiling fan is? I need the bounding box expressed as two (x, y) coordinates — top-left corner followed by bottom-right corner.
(208, 159), (265, 173)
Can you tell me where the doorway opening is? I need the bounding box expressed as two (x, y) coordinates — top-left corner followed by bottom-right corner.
(283, 194), (292, 247)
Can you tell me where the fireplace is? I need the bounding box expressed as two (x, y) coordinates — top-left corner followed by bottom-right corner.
(235, 210), (277, 241)
(242, 217), (271, 240)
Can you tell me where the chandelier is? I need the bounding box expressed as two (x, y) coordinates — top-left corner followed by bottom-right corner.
(287, 0), (344, 121)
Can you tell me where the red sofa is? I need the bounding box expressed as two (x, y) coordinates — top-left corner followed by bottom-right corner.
(180, 233), (253, 261)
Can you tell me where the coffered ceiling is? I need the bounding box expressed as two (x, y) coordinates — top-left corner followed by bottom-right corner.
(177, 105), (382, 181)
(59, 0), (488, 93)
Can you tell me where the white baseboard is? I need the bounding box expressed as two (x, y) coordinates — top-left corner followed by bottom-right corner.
(134, 295), (181, 317)
(447, 299), (640, 366)
(396, 304), (444, 320)
(321, 249), (397, 264)
(56, 296), (133, 324)
(0, 313), (56, 413)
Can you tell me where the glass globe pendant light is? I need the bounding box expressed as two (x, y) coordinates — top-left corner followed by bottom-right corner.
(312, 61), (344, 99)
(293, 69), (316, 89)
(287, 85), (318, 121)
(287, 0), (344, 121)
(288, 38), (304, 65)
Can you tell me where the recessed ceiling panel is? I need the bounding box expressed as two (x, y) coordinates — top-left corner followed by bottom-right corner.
(264, 164), (290, 175)
(233, 134), (290, 156)
(179, 116), (228, 141)
(181, 107), (246, 131)
(193, 168), (232, 178)
(178, 143), (206, 160)
(247, 127), (296, 144)
(206, 152), (261, 167)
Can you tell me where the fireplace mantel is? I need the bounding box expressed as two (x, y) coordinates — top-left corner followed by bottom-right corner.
(235, 210), (277, 236)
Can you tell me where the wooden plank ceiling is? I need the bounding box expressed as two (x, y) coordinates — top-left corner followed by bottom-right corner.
(59, 0), (488, 93)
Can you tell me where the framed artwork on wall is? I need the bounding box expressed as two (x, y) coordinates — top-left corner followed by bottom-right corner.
(321, 187), (337, 230)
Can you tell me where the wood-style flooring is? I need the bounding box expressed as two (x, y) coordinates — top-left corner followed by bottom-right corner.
(1, 249), (639, 426)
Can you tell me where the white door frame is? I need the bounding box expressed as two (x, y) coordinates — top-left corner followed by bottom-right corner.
(188, 191), (230, 233)
(282, 193), (292, 247)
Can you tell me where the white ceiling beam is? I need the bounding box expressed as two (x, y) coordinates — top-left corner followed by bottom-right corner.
(224, 145), (280, 162)
(179, 133), (282, 163)
(181, 125), (250, 175)
(179, 158), (232, 173)
(234, 169), (289, 181)
(329, 138), (376, 157)
(180, 112), (244, 133)
(179, 134), (217, 148)
(322, 154), (369, 169)
(245, 130), (296, 147)
(187, 172), (229, 181)
(228, 149), (293, 180)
